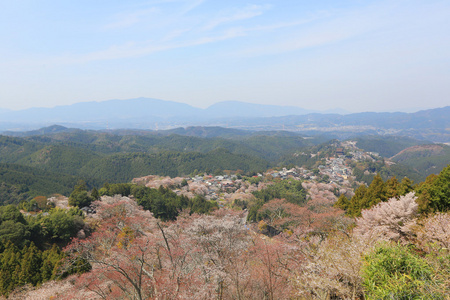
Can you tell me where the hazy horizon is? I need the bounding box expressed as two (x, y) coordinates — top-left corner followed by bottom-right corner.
(1, 1), (449, 112)
(0, 97), (442, 114)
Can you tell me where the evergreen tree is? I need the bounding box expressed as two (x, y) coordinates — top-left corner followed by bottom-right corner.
(18, 242), (42, 286)
(398, 177), (415, 195)
(416, 164), (450, 213)
(91, 187), (99, 200)
(364, 174), (387, 207)
(384, 176), (400, 199)
(0, 241), (21, 295)
(347, 184), (368, 217)
(69, 181), (93, 208)
(334, 194), (350, 211)
(41, 244), (64, 281)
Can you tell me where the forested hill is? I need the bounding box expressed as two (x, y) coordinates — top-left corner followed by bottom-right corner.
(0, 134), (273, 190)
(0, 163), (97, 204)
(1, 127), (314, 161)
(0, 127), (446, 202)
(354, 135), (430, 158)
(391, 144), (450, 176)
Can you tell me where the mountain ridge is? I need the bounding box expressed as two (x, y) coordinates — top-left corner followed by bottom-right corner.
(0, 98), (449, 143)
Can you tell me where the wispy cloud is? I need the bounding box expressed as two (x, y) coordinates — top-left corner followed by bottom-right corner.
(179, 0), (205, 16)
(32, 29), (246, 66)
(103, 8), (158, 30)
(202, 4), (271, 31)
(21, 2), (271, 66)
(231, 1), (400, 57)
(10, 0), (447, 69)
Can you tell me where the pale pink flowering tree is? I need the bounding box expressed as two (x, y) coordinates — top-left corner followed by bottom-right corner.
(354, 192), (418, 242)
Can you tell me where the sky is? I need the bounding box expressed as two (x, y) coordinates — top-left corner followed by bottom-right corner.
(0, 0), (449, 113)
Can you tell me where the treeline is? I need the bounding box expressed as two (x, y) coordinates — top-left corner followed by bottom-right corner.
(336, 163), (450, 216)
(352, 159), (423, 184)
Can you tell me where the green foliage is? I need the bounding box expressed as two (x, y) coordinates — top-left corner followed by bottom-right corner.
(248, 179), (306, 222)
(41, 208), (84, 242)
(0, 163), (97, 204)
(101, 183), (217, 221)
(391, 144), (450, 177)
(79, 149), (268, 182)
(0, 132), (430, 199)
(252, 179), (306, 205)
(0, 205), (29, 248)
(0, 241), (66, 296)
(362, 243), (443, 299)
(416, 164), (450, 213)
(352, 160), (423, 185)
(346, 174), (415, 217)
(0, 203), (84, 296)
(17, 144), (100, 176)
(243, 176), (263, 185)
(90, 187), (99, 200)
(180, 179), (188, 187)
(334, 194), (350, 211)
(352, 167), (375, 185)
(69, 181), (93, 208)
(189, 195), (218, 215)
(0, 182), (29, 206)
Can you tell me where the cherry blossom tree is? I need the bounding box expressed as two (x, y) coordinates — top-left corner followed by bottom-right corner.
(354, 192), (418, 242)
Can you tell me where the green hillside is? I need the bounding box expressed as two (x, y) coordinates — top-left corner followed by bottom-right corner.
(391, 144), (450, 176)
(79, 149), (269, 182)
(0, 163), (100, 204)
(26, 130), (312, 161)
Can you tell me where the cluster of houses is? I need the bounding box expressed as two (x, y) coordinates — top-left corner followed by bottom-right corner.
(318, 156), (352, 183)
(131, 140), (382, 204)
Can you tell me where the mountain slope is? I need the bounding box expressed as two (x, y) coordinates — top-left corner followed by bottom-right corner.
(354, 136), (430, 157)
(391, 144), (450, 176)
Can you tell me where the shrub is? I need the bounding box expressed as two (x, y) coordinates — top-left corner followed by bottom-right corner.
(362, 243), (443, 299)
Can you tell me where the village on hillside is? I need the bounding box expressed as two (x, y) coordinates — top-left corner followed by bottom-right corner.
(130, 140), (385, 208)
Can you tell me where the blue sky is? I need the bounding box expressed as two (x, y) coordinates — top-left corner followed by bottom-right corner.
(1, 0), (449, 112)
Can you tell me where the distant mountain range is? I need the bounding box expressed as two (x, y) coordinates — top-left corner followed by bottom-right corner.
(0, 98), (449, 143)
(0, 98), (321, 128)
